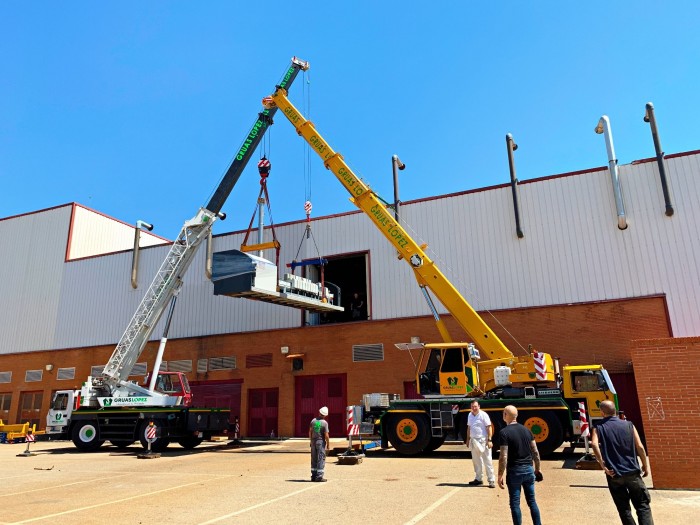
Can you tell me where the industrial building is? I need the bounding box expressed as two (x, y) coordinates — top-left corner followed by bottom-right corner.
(1, 148), (698, 454)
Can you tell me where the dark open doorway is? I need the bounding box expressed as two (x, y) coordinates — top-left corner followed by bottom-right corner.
(303, 252), (368, 325)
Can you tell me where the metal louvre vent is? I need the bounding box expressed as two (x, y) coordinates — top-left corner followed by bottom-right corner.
(25, 370), (43, 382)
(210, 356), (236, 370)
(168, 360), (193, 373)
(246, 353), (273, 368)
(57, 367), (75, 380)
(352, 343), (384, 362)
(0, 371), (12, 383)
(197, 359), (208, 373)
(91, 365), (105, 377)
(159, 361), (168, 371)
(129, 362), (147, 377)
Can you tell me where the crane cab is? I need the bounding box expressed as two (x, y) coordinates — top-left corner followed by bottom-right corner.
(148, 372), (192, 407)
(409, 343), (480, 396)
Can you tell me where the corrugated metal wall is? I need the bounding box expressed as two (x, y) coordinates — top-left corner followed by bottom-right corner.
(70, 205), (166, 260)
(2, 152), (699, 355)
(0, 206), (71, 353)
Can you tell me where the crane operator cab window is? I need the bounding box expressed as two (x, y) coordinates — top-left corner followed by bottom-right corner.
(153, 373), (190, 396)
(572, 371), (607, 392)
(419, 349), (442, 394)
(50, 392), (70, 411)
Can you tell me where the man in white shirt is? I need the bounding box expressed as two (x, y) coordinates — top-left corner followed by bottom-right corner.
(465, 400), (495, 488)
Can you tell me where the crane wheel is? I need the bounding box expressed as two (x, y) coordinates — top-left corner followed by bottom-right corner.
(71, 421), (104, 451)
(386, 414), (430, 455)
(178, 436), (204, 450)
(424, 435), (446, 453)
(110, 440), (135, 449)
(522, 411), (563, 457)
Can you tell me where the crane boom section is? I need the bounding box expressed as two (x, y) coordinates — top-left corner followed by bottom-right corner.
(100, 58), (309, 390)
(268, 89), (511, 361)
(206, 58), (308, 214)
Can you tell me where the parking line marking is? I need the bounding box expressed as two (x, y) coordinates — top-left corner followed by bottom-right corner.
(9, 478), (216, 524)
(0, 473), (131, 498)
(197, 485), (321, 525)
(403, 487), (461, 525)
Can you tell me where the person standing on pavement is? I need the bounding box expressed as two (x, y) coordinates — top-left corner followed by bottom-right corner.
(497, 405), (543, 525)
(591, 400), (654, 525)
(309, 406), (330, 482)
(465, 400), (496, 488)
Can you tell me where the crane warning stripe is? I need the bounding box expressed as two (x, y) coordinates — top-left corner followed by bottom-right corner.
(578, 401), (590, 438)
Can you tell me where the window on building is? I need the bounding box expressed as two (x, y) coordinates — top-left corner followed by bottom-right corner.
(210, 356), (237, 370)
(129, 362), (147, 377)
(57, 367), (75, 380)
(168, 360), (193, 373)
(0, 372), (11, 384)
(25, 370), (43, 382)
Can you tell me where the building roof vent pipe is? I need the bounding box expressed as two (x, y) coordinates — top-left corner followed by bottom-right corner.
(505, 133), (524, 238)
(644, 102), (674, 217)
(594, 115), (628, 230)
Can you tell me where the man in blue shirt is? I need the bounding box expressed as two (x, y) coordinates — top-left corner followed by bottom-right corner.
(591, 400), (654, 524)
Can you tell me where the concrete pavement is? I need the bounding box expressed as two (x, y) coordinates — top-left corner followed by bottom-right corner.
(0, 438), (696, 524)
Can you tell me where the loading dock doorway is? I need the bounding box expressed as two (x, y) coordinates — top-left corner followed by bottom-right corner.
(304, 252), (369, 326)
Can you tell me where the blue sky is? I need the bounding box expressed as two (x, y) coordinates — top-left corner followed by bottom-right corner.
(2, 2), (699, 239)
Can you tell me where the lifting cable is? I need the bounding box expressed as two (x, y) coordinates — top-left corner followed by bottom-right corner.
(286, 72), (330, 301)
(239, 131), (281, 271)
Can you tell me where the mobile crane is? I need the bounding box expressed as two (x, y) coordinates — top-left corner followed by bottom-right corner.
(45, 57), (310, 452)
(263, 86), (617, 456)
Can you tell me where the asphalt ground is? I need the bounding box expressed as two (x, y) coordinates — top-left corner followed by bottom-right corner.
(1, 438), (696, 525)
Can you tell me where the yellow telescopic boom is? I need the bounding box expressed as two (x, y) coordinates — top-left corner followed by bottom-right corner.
(264, 89), (513, 362)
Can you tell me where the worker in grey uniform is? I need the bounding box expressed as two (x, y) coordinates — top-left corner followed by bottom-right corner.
(309, 406), (330, 482)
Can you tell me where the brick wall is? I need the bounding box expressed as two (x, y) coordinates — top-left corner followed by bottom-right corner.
(631, 337), (700, 490)
(0, 296), (671, 437)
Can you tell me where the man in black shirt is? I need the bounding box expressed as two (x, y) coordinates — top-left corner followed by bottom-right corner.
(497, 405), (543, 525)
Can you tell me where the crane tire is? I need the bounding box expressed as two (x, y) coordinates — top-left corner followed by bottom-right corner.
(110, 440), (135, 449)
(424, 435), (446, 453)
(386, 413), (431, 455)
(71, 421), (104, 451)
(178, 436), (203, 449)
(522, 411), (563, 457)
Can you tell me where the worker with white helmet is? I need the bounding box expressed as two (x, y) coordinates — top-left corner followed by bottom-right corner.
(309, 406), (330, 482)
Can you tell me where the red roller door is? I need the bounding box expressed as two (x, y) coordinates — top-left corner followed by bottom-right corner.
(190, 380), (242, 426)
(295, 374), (346, 437)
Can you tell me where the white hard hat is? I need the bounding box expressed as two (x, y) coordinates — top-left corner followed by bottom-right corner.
(319, 406), (329, 416)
